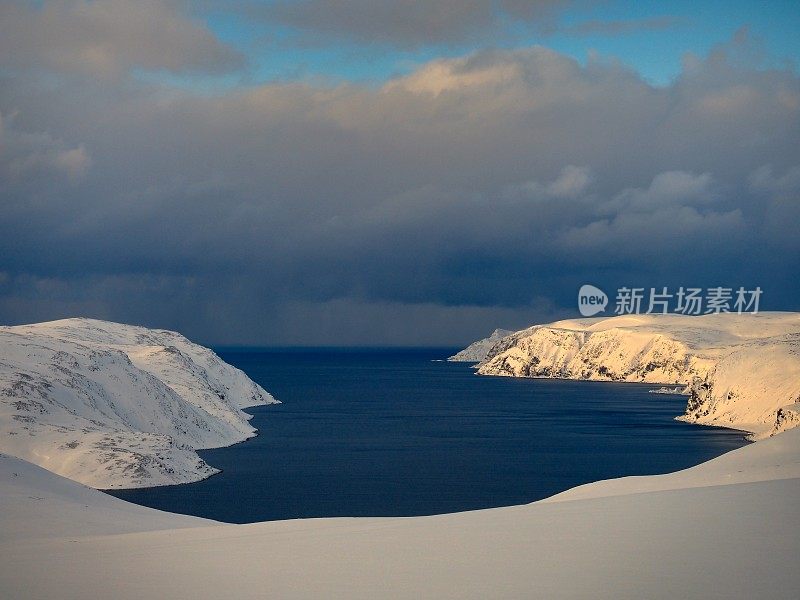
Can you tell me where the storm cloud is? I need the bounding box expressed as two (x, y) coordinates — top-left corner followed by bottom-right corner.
(0, 4), (798, 345)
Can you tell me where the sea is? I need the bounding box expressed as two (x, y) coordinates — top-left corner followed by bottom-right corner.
(107, 348), (747, 523)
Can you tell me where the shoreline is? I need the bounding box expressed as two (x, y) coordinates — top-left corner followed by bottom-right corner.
(102, 375), (750, 514)
(98, 410), (269, 492)
(470, 313), (800, 442)
(473, 365), (765, 439)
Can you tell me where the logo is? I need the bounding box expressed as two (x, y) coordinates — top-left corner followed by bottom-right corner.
(578, 284), (608, 316)
(576, 285), (762, 317)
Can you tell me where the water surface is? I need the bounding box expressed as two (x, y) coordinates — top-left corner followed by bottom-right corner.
(108, 348), (747, 522)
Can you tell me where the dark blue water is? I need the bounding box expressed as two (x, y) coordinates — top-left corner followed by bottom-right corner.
(108, 348), (747, 523)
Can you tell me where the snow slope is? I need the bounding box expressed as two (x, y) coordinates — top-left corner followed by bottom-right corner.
(0, 452), (212, 540)
(448, 328), (514, 362)
(0, 318), (278, 488)
(1, 427), (798, 599)
(473, 312), (800, 439)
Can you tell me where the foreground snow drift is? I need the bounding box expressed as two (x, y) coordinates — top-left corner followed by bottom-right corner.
(472, 312), (800, 439)
(1, 428), (798, 599)
(0, 318), (278, 488)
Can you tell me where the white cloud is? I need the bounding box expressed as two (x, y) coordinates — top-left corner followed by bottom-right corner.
(602, 171), (717, 214)
(547, 165), (593, 198)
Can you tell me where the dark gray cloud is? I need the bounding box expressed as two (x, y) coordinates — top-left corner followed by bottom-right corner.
(0, 111), (91, 180)
(0, 0), (243, 77)
(263, 0), (569, 46)
(1, 28), (799, 344)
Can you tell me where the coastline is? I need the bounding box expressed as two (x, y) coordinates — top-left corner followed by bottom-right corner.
(2, 344), (793, 597)
(104, 366), (749, 518)
(0, 318), (280, 490)
(475, 370), (760, 439)
(97, 424), (259, 491)
(99, 408), (268, 492)
(471, 313), (800, 441)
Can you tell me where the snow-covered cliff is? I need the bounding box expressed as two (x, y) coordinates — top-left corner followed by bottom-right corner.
(448, 328), (514, 362)
(471, 313), (800, 439)
(0, 318), (278, 488)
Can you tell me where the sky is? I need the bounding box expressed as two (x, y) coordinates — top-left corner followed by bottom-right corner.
(1, 0), (799, 346)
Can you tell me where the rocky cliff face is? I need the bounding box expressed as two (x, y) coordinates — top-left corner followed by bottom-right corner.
(675, 334), (800, 438)
(471, 313), (800, 439)
(0, 318), (278, 488)
(448, 328), (514, 362)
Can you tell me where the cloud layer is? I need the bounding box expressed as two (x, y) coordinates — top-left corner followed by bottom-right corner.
(0, 10), (798, 344)
(0, 0), (243, 77)
(265, 0), (569, 46)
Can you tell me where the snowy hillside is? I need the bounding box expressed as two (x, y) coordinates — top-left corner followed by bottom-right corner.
(0, 318), (278, 488)
(1, 427), (798, 599)
(472, 313), (800, 439)
(448, 328), (513, 362)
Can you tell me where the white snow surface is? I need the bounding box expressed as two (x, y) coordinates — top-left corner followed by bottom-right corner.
(0, 318), (278, 488)
(473, 312), (800, 439)
(1, 428), (798, 599)
(448, 328), (514, 362)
